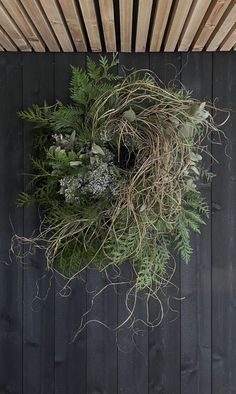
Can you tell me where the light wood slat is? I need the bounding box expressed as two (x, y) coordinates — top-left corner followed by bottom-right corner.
(220, 23), (236, 50)
(193, 0), (232, 51)
(119, 0), (133, 52)
(20, 0), (60, 52)
(0, 45), (4, 51)
(165, 0), (194, 52)
(135, 0), (153, 52)
(206, 2), (236, 51)
(40, 0), (73, 52)
(0, 27), (17, 51)
(150, 0), (173, 51)
(58, 0), (86, 51)
(0, 3), (31, 51)
(99, 0), (116, 52)
(2, 0), (45, 52)
(79, 0), (102, 51)
(179, 0), (212, 51)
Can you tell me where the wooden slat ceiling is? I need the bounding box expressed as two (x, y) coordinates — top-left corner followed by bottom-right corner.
(0, 0), (236, 52)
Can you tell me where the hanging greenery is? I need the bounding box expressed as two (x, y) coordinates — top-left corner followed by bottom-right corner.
(15, 54), (221, 305)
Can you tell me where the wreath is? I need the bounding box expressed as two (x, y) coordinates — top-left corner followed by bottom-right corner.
(14, 55), (221, 327)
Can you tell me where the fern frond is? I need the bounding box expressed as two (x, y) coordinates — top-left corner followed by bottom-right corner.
(19, 102), (53, 129)
(17, 192), (35, 207)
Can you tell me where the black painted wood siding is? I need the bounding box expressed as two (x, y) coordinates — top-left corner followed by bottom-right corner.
(0, 52), (235, 394)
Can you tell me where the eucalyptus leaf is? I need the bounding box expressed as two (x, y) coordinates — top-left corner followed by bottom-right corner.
(189, 152), (202, 162)
(140, 204), (146, 212)
(123, 108), (136, 122)
(69, 161), (82, 167)
(91, 143), (105, 156)
(179, 122), (195, 139)
(191, 166), (200, 176)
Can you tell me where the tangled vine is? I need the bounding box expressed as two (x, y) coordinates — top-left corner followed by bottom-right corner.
(13, 55), (223, 332)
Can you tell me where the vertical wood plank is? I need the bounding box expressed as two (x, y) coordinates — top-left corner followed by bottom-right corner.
(22, 53), (55, 394)
(135, 0), (153, 52)
(119, 0), (133, 52)
(54, 53), (87, 394)
(99, 0), (117, 52)
(212, 52), (236, 394)
(79, 0), (102, 51)
(180, 52), (212, 394)
(86, 53), (118, 394)
(117, 53), (149, 394)
(150, 0), (173, 52)
(0, 53), (23, 394)
(164, 0), (194, 52)
(149, 52), (181, 394)
(58, 0), (87, 52)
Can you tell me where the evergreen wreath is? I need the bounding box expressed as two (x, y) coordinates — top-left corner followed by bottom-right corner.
(13, 55), (222, 328)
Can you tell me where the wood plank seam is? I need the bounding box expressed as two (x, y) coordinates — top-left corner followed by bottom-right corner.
(0, 26), (18, 51)
(40, 0), (74, 52)
(79, 0), (102, 52)
(150, 0), (173, 52)
(58, 0), (87, 52)
(192, 0), (233, 52)
(164, 0), (194, 52)
(206, 2), (236, 51)
(178, 0), (212, 52)
(0, 3), (31, 51)
(1, 0), (45, 52)
(119, 0), (133, 52)
(20, 0), (61, 52)
(135, 0), (153, 52)
(99, 0), (116, 52)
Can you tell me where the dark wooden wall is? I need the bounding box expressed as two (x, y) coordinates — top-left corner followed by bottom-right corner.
(0, 52), (235, 394)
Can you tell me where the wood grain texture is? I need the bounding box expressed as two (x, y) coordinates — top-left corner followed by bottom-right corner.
(119, 0), (133, 52)
(135, 0), (153, 52)
(180, 53), (212, 394)
(0, 51), (236, 393)
(117, 52), (149, 394)
(1, 0), (45, 52)
(219, 23), (236, 50)
(22, 53), (55, 394)
(0, 53), (23, 394)
(193, 0), (232, 51)
(20, 0), (60, 52)
(150, 0), (173, 52)
(85, 52), (118, 394)
(212, 51), (236, 394)
(164, 0), (194, 52)
(178, 0), (212, 51)
(206, 2), (236, 51)
(0, 0), (235, 52)
(40, 0), (73, 52)
(54, 53), (87, 394)
(99, 0), (116, 52)
(0, 27), (17, 51)
(149, 52), (181, 394)
(0, 3), (31, 51)
(79, 0), (102, 51)
(58, 0), (86, 52)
